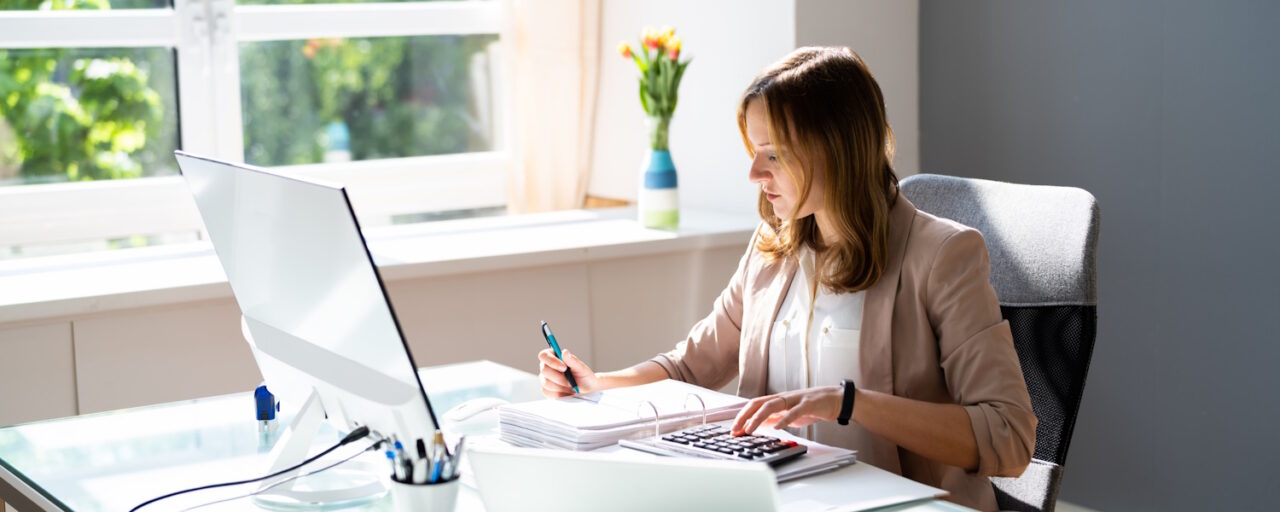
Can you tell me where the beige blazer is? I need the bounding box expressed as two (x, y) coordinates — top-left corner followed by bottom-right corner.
(649, 196), (1036, 511)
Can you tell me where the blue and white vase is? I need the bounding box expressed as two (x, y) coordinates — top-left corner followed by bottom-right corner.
(639, 116), (679, 229)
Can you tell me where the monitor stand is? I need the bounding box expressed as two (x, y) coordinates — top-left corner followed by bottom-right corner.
(252, 389), (387, 509)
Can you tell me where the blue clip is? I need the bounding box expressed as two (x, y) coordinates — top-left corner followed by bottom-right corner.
(254, 385), (276, 421)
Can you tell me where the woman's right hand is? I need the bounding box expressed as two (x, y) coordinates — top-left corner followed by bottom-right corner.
(538, 348), (599, 398)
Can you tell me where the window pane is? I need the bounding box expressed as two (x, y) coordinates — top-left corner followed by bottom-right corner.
(239, 34), (499, 167)
(0, 0), (169, 10)
(0, 47), (179, 186)
(237, 0), (485, 5)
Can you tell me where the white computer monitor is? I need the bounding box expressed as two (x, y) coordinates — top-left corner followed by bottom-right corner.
(174, 150), (441, 502)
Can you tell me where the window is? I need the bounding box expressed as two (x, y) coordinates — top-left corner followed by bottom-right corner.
(0, 0), (507, 259)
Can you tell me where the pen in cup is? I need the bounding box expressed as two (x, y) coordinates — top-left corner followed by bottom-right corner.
(429, 430), (443, 483)
(386, 450), (406, 483)
(446, 435), (467, 480)
(393, 440), (413, 480)
(541, 320), (579, 394)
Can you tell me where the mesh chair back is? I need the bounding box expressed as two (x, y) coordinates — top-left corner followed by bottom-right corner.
(900, 174), (1100, 512)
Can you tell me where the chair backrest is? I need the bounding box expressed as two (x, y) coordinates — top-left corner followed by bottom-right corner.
(900, 174), (1100, 512)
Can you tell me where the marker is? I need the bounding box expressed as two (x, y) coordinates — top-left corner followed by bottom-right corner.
(540, 320), (579, 394)
(414, 438), (428, 484)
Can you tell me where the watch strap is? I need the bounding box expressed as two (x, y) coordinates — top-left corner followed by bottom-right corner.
(838, 379), (856, 426)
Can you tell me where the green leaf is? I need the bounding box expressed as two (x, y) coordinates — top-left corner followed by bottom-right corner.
(637, 42), (650, 71)
(673, 59), (690, 90)
(638, 80), (651, 115)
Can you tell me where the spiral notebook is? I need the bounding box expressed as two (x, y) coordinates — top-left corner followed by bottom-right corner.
(497, 379), (748, 451)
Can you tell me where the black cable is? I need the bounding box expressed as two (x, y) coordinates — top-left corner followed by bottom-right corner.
(182, 438), (385, 511)
(128, 426), (374, 512)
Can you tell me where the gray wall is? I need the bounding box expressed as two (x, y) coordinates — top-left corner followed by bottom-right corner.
(795, 0), (920, 175)
(920, 1), (1280, 510)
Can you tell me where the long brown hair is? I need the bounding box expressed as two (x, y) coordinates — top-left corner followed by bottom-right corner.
(738, 46), (899, 294)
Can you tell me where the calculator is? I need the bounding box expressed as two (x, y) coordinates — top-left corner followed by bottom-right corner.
(626, 423), (808, 465)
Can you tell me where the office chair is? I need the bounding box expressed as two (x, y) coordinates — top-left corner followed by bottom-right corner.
(900, 174), (1099, 512)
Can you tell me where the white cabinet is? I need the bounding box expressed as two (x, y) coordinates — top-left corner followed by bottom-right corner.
(71, 300), (260, 414)
(0, 323), (76, 427)
(0, 216), (753, 419)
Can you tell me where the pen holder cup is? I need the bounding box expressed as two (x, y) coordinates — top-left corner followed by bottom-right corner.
(390, 476), (460, 511)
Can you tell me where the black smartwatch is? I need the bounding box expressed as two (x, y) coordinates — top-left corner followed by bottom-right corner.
(837, 379), (857, 426)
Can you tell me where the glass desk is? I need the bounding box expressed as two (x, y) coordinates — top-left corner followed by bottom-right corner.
(0, 361), (968, 512)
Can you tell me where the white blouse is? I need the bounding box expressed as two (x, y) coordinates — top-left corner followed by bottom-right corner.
(766, 248), (865, 440)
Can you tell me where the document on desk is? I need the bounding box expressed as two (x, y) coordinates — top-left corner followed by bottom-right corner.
(497, 379), (748, 451)
(760, 427), (859, 483)
(777, 460), (949, 512)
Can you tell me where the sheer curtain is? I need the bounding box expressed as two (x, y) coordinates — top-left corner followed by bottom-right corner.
(501, 0), (602, 213)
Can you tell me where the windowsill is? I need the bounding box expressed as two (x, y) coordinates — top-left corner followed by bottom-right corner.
(0, 208), (759, 324)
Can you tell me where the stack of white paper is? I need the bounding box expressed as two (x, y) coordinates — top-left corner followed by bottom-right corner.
(498, 379), (748, 451)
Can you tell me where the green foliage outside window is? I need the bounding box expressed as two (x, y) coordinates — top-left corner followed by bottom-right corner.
(0, 0), (495, 188)
(240, 33), (496, 167)
(0, 0), (174, 185)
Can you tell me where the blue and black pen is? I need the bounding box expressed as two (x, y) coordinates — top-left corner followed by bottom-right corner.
(540, 320), (579, 394)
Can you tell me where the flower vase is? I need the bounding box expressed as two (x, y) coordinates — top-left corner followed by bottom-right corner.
(639, 116), (679, 229)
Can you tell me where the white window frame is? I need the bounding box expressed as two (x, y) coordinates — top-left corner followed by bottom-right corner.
(0, 0), (508, 248)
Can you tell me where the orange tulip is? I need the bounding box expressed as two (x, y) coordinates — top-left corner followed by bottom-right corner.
(617, 41), (633, 59)
(642, 27), (660, 50)
(665, 36), (681, 60)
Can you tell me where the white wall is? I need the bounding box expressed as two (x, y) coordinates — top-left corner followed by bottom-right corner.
(795, 0), (920, 176)
(588, 0), (921, 212)
(588, 0), (797, 216)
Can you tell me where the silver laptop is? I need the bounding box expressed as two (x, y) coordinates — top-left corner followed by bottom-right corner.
(468, 444), (781, 512)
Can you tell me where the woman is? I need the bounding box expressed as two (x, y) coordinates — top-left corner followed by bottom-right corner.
(537, 47), (1035, 510)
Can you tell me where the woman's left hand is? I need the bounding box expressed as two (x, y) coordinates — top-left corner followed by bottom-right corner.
(730, 385), (845, 436)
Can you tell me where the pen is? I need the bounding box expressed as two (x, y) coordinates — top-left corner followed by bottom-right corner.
(541, 320), (579, 394)
(452, 436), (467, 464)
(386, 450), (405, 482)
(446, 435), (467, 481)
(432, 431), (446, 458)
(393, 439), (411, 479)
